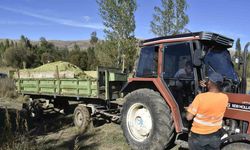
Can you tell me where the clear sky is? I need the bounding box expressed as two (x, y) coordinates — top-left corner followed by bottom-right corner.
(0, 0), (249, 47)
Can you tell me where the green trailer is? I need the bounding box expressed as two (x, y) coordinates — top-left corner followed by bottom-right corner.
(14, 65), (127, 132)
(16, 67), (127, 100)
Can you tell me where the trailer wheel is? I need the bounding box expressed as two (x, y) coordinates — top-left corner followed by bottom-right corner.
(222, 142), (250, 150)
(73, 105), (90, 133)
(121, 89), (174, 150)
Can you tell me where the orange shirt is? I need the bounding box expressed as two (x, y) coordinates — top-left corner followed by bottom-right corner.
(187, 92), (229, 134)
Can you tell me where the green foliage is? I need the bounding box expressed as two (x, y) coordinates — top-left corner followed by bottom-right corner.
(20, 35), (32, 49)
(3, 47), (27, 68)
(68, 44), (88, 70)
(95, 40), (118, 68)
(90, 31), (98, 46)
(97, 0), (137, 40)
(119, 38), (139, 71)
(97, 0), (138, 68)
(235, 38), (242, 58)
(94, 39), (138, 71)
(86, 47), (98, 70)
(0, 31), (137, 72)
(151, 0), (189, 36)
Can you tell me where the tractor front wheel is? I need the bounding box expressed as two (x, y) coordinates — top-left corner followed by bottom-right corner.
(121, 89), (174, 150)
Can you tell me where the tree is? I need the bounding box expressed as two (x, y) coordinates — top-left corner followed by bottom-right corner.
(97, 0), (137, 67)
(68, 44), (88, 70)
(41, 52), (54, 64)
(97, 0), (137, 40)
(4, 39), (10, 48)
(151, 0), (189, 36)
(20, 35), (32, 49)
(86, 47), (97, 70)
(73, 43), (81, 51)
(94, 40), (119, 67)
(38, 37), (55, 55)
(90, 31), (98, 46)
(3, 47), (26, 68)
(0, 42), (5, 65)
(235, 38), (242, 57)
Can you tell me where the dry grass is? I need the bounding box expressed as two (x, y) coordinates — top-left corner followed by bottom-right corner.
(0, 107), (42, 150)
(0, 78), (16, 98)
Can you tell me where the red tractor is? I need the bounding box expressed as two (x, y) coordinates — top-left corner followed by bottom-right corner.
(121, 32), (250, 149)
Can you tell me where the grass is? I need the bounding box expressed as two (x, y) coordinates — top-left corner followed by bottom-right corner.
(0, 107), (40, 150)
(0, 78), (16, 98)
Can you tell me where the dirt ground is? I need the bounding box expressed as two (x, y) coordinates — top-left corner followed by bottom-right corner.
(0, 98), (180, 150)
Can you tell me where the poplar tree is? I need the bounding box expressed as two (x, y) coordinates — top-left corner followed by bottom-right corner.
(90, 31), (98, 46)
(97, 0), (137, 40)
(96, 0), (137, 67)
(151, 0), (189, 36)
(235, 38), (241, 57)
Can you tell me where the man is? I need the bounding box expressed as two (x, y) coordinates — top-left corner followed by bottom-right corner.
(186, 72), (228, 150)
(174, 61), (193, 79)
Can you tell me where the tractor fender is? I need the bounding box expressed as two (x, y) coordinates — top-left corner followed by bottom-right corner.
(121, 80), (158, 94)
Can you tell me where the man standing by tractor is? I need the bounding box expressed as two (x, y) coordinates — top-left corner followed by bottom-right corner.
(186, 72), (228, 150)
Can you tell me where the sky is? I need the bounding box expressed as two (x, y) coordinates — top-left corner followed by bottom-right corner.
(0, 0), (249, 47)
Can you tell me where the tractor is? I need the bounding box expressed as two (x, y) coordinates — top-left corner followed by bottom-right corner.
(121, 32), (250, 149)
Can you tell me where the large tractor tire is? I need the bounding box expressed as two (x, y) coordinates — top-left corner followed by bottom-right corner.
(221, 142), (250, 150)
(121, 89), (174, 150)
(73, 104), (90, 133)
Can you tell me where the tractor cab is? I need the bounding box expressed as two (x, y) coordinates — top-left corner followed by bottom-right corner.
(135, 32), (243, 128)
(121, 32), (250, 149)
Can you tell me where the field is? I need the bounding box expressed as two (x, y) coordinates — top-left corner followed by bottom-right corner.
(0, 98), (181, 150)
(0, 77), (180, 150)
(0, 98), (130, 150)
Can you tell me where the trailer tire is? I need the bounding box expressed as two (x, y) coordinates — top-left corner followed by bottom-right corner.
(73, 105), (90, 133)
(221, 142), (250, 150)
(121, 89), (174, 150)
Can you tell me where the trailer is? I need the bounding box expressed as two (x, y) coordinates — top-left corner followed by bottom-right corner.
(14, 64), (127, 132)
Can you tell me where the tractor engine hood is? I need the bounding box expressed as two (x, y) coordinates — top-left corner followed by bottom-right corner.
(226, 93), (250, 112)
(225, 93), (250, 134)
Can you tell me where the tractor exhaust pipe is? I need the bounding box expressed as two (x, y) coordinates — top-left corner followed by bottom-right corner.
(241, 42), (250, 94)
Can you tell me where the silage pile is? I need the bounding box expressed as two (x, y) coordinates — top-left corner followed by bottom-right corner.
(13, 61), (95, 79)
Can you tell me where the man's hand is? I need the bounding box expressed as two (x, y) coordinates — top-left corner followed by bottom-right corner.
(199, 80), (207, 87)
(186, 111), (195, 121)
(185, 106), (195, 121)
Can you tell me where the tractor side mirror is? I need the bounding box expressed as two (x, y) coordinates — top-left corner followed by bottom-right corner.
(193, 49), (203, 66)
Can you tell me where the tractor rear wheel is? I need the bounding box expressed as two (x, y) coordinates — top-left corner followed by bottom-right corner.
(73, 104), (90, 133)
(121, 89), (174, 150)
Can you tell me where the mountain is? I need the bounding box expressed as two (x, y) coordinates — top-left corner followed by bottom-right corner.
(0, 39), (91, 50)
